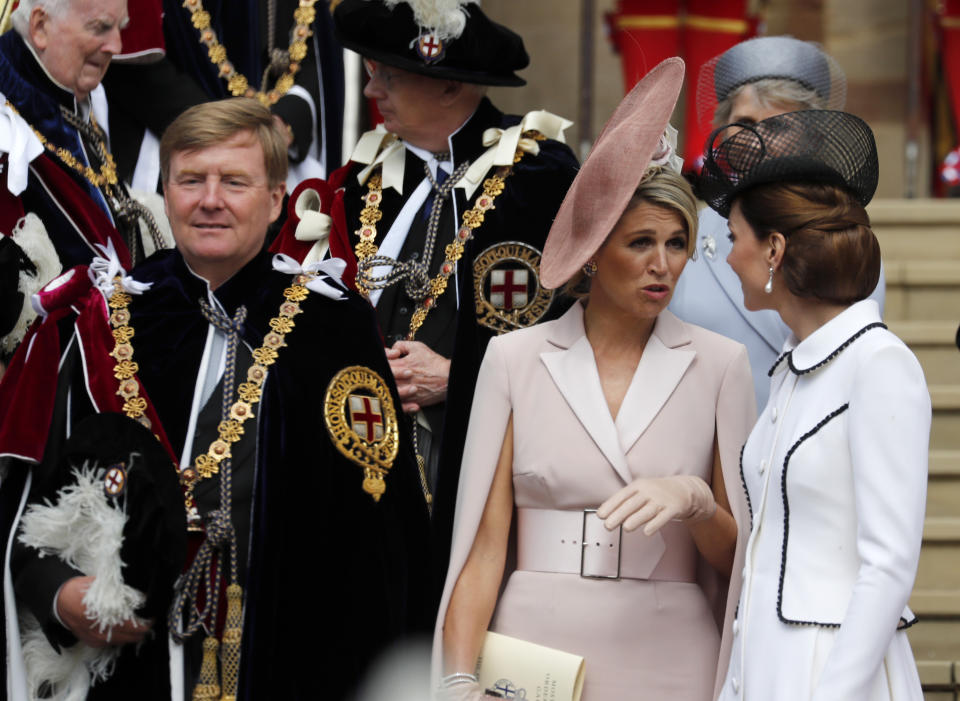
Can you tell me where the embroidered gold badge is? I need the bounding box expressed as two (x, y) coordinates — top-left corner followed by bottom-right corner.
(473, 241), (554, 334)
(324, 366), (399, 501)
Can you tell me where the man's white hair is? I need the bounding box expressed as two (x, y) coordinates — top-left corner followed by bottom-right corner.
(10, 0), (73, 37)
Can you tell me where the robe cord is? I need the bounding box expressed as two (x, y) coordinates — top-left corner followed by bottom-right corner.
(355, 158), (471, 301)
(60, 107), (167, 257)
(169, 301), (247, 644)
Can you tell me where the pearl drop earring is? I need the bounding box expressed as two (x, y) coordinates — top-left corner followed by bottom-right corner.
(764, 266), (774, 294)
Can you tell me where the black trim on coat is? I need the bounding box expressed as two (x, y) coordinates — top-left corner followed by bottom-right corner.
(739, 442), (753, 524)
(897, 614), (918, 631)
(768, 322), (887, 377)
(776, 403), (849, 628)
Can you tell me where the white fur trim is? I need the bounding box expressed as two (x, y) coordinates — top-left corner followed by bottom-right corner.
(384, 0), (477, 41)
(2, 213), (62, 355)
(17, 463), (148, 698)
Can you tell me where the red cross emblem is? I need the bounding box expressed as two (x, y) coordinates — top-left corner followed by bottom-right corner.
(104, 465), (126, 497)
(416, 33), (445, 62)
(489, 269), (529, 310)
(349, 395), (384, 442)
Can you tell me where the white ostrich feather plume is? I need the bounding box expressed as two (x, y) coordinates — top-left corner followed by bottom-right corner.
(17, 463), (148, 700)
(384, 0), (478, 41)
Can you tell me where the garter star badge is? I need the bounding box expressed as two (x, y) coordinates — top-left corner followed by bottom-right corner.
(104, 463), (127, 498)
(324, 366), (399, 501)
(413, 33), (445, 63)
(473, 241), (554, 335)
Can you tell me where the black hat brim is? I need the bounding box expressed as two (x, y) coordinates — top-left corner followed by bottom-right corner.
(334, 0), (528, 87)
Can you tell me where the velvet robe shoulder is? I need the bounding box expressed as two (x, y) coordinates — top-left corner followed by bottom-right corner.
(0, 31), (134, 270)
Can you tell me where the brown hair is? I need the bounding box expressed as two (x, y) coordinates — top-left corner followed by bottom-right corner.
(737, 182), (880, 304)
(159, 98), (288, 187)
(563, 168), (698, 298)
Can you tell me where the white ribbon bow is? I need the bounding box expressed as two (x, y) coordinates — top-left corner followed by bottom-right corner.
(292, 188), (334, 266)
(352, 124), (406, 193)
(457, 110), (573, 199)
(0, 96), (44, 195)
(349, 110), (573, 199)
(271, 253), (348, 301)
(89, 241), (152, 297)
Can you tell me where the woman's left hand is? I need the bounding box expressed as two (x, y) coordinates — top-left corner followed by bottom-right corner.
(597, 475), (716, 535)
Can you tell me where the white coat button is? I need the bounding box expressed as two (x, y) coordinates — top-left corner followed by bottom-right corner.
(733, 620), (740, 635)
(732, 677), (740, 693)
(759, 459), (767, 474)
(771, 407), (778, 423)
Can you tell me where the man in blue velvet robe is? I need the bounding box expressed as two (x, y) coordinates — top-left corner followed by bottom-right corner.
(0, 0), (167, 366)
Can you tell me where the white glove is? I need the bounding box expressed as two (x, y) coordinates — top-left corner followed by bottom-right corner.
(597, 475), (716, 535)
(437, 680), (492, 701)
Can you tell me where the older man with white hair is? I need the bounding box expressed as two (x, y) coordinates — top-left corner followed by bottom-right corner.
(271, 1), (579, 579)
(0, 0), (166, 366)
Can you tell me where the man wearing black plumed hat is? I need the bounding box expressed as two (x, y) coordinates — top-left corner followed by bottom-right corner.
(0, 98), (431, 700)
(273, 0), (578, 573)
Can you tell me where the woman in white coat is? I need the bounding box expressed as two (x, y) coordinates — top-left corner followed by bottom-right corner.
(699, 110), (931, 701)
(434, 58), (757, 701)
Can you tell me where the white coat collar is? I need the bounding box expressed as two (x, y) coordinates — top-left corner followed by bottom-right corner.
(771, 299), (885, 376)
(697, 207), (785, 353)
(539, 302), (696, 484)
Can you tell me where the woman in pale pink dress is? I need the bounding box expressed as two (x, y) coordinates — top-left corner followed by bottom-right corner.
(433, 58), (756, 701)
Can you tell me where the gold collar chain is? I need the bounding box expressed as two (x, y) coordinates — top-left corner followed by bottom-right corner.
(353, 131), (544, 340)
(107, 273), (313, 526)
(6, 100), (118, 188)
(183, 0), (318, 107)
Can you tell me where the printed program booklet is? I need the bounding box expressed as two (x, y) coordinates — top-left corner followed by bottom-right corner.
(476, 631), (585, 701)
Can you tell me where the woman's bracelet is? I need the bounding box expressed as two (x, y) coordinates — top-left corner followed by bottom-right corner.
(440, 672), (479, 688)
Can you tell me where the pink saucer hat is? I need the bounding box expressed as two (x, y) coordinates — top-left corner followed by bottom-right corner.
(540, 57), (685, 289)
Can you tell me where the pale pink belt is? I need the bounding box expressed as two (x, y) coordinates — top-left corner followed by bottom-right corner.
(516, 507), (697, 582)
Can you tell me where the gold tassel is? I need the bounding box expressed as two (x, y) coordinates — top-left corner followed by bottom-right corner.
(219, 584), (244, 701)
(193, 636), (221, 700)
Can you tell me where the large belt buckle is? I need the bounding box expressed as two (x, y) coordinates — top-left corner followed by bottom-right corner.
(580, 508), (622, 580)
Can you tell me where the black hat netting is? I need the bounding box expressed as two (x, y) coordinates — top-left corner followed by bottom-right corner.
(698, 110), (879, 218)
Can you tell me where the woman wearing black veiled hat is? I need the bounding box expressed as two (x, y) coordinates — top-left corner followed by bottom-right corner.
(700, 111), (930, 701)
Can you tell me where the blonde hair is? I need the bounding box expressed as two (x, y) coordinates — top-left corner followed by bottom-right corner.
(160, 98), (289, 188)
